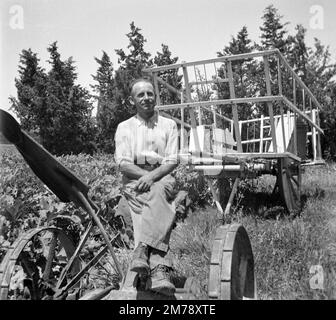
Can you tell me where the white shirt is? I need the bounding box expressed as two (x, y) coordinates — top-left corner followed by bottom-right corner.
(114, 112), (178, 171)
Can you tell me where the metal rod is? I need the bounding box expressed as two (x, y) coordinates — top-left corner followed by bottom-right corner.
(57, 234), (119, 295)
(207, 178), (224, 217)
(224, 178), (240, 216)
(56, 222), (95, 289)
(76, 191), (124, 280)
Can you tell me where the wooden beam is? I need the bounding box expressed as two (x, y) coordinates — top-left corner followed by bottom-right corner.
(201, 105), (232, 123)
(142, 49), (280, 73)
(227, 61), (242, 152)
(224, 178), (240, 216)
(154, 95), (284, 111)
(189, 79), (229, 86)
(156, 77), (186, 100)
(259, 115), (264, 153)
(277, 51), (323, 110)
(263, 56), (278, 153)
(220, 152), (301, 162)
(160, 111), (191, 128)
(312, 109), (317, 161)
(316, 111), (322, 160)
(280, 104), (287, 152)
(277, 56), (283, 95)
(183, 66), (201, 153)
(282, 97), (323, 134)
(152, 73), (161, 106)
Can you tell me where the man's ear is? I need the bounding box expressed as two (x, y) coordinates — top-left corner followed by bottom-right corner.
(127, 96), (135, 106)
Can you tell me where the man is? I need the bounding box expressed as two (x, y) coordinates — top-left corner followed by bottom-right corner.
(114, 77), (178, 296)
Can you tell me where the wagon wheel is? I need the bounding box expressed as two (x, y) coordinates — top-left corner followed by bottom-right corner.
(208, 224), (256, 300)
(277, 158), (301, 214)
(0, 227), (81, 300)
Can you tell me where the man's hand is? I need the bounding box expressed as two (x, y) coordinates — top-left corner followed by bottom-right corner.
(134, 174), (154, 192)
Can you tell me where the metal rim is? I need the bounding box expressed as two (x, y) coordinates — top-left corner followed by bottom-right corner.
(0, 227), (80, 300)
(208, 223), (256, 300)
(277, 158), (301, 214)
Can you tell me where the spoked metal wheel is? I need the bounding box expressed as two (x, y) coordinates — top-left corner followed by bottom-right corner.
(0, 227), (81, 300)
(277, 158), (301, 215)
(208, 224), (256, 300)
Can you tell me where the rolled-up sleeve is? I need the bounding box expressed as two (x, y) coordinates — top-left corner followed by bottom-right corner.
(114, 124), (133, 167)
(162, 121), (178, 165)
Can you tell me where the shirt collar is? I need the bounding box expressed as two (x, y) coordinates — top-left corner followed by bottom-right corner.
(135, 112), (158, 127)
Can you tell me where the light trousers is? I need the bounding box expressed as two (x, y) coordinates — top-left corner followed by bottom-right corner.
(122, 174), (176, 269)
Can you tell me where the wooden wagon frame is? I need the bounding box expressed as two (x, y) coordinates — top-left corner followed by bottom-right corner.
(143, 48), (324, 217)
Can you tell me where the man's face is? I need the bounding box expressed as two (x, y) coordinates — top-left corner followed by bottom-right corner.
(130, 81), (156, 119)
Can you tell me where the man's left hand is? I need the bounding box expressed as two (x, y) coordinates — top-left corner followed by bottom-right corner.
(134, 174), (154, 192)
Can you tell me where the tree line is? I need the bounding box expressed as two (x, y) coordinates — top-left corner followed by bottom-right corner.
(9, 5), (336, 159)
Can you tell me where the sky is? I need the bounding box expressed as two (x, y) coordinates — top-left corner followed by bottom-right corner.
(1, 0), (335, 118)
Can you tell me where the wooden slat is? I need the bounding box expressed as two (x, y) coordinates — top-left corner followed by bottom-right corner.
(181, 107), (185, 152)
(316, 111), (322, 160)
(207, 178), (224, 216)
(224, 178), (240, 216)
(156, 76), (186, 100)
(210, 239), (225, 264)
(227, 60), (242, 152)
(220, 281), (231, 300)
(221, 251), (233, 281)
(280, 105), (287, 152)
(215, 152), (301, 162)
(189, 79), (229, 86)
(154, 95), (284, 111)
(259, 115), (264, 153)
(183, 66), (201, 154)
(277, 56), (283, 95)
(282, 97), (323, 133)
(208, 264), (220, 298)
(312, 110), (317, 161)
(160, 111), (191, 128)
(201, 105), (232, 123)
(152, 73), (161, 106)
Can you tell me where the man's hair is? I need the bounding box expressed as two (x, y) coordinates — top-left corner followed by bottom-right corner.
(129, 76), (154, 95)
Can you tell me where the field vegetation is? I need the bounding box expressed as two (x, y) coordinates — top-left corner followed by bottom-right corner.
(1, 145), (336, 299)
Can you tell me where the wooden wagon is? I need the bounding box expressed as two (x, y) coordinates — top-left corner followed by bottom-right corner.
(0, 49), (323, 300)
(142, 48), (324, 217)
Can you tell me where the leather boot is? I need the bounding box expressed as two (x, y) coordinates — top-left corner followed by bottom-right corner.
(130, 242), (150, 275)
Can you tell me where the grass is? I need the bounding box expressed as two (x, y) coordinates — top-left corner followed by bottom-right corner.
(169, 163), (336, 300)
